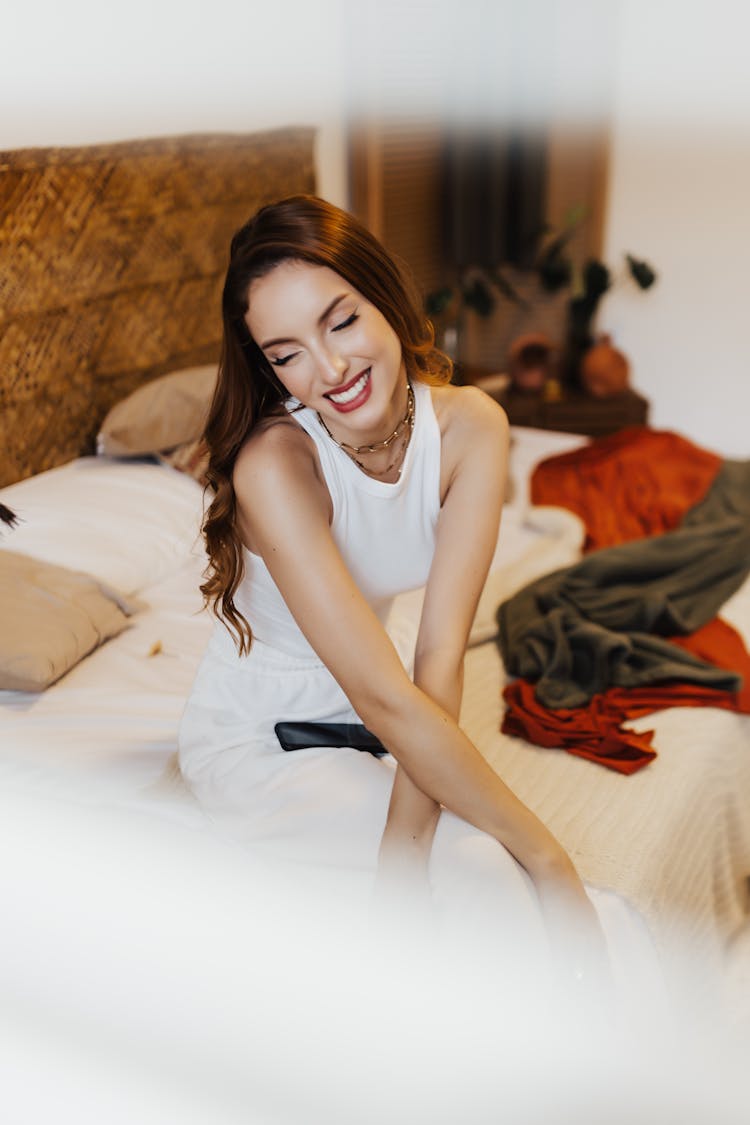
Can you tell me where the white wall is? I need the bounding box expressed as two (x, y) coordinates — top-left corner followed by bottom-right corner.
(2, 1), (616, 208)
(0, 0), (349, 206)
(5, 1), (748, 457)
(600, 1), (750, 457)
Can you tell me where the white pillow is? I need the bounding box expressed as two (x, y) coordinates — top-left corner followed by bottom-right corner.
(505, 425), (590, 515)
(0, 458), (206, 597)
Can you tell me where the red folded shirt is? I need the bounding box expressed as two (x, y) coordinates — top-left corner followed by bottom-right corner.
(502, 618), (750, 774)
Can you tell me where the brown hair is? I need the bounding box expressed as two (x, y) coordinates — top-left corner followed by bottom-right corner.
(201, 194), (452, 652)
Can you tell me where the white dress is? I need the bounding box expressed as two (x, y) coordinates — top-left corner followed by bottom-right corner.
(178, 382), (663, 989)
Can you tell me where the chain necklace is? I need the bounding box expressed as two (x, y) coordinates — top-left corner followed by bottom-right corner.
(317, 383), (416, 479)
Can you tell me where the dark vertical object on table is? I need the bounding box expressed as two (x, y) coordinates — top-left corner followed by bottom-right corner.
(562, 260), (612, 390)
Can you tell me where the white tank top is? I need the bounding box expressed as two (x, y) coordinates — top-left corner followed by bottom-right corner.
(233, 379), (441, 658)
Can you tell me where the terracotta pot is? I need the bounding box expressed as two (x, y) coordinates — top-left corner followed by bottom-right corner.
(507, 333), (555, 395)
(581, 336), (630, 398)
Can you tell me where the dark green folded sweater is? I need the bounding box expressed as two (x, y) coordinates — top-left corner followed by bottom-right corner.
(497, 460), (750, 709)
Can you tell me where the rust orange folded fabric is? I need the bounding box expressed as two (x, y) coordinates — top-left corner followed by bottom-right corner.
(530, 427), (722, 552)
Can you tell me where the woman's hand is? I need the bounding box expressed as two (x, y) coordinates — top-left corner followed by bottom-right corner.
(533, 856), (612, 989)
(374, 833), (432, 905)
(372, 776), (441, 917)
(373, 767), (441, 928)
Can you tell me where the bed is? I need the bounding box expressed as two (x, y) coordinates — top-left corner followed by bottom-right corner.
(1, 131), (749, 1119)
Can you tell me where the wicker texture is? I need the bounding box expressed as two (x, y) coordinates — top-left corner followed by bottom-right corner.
(0, 129), (315, 485)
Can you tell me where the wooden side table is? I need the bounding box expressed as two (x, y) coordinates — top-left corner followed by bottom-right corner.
(459, 368), (650, 438)
(497, 387), (649, 438)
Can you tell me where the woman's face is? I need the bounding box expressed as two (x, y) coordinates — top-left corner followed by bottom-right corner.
(245, 260), (406, 440)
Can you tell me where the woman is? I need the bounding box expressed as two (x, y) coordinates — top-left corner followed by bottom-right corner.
(178, 195), (609, 975)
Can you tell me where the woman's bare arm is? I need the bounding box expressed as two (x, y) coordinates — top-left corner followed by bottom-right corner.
(233, 415), (580, 892)
(370, 391), (607, 975)
(377, 386), (508, 868)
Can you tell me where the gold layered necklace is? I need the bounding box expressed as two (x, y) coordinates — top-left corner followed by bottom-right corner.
(317, 383), (415, 479)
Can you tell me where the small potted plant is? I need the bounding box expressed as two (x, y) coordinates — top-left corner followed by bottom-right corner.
(534, 211), (657, 390)
(425, 206), (657, 393)
(425, 265), (525, 375)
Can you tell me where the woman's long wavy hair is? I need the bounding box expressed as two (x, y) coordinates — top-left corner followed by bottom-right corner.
(201, 194), (452, 653)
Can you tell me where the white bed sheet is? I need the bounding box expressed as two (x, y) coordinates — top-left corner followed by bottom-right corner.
(1, 456), (206, 595)
(0, 433), (586, 819)
(462, 427), (750, 1017)
(1, 431), (748, 1024)
(460, 609), (750, 996)
(0, 550), (211, 823)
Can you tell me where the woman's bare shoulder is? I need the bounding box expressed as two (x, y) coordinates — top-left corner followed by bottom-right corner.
(429, 382), (509, 445)
(235, 414), (314, 478)
(232, 414), (330, 530)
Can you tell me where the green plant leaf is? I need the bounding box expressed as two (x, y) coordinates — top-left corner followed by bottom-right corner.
(461, 276), (496, 318)
(562, 202), (589, 229)
(537, 250), (571, 292)
(489, 269), (526, 306)
(582, 259), (611, 301)
(626, 254), (657, 289)
(425, 286), (455, 317)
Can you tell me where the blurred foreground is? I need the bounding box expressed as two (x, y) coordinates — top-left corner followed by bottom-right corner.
(1, 786), (747, 1125)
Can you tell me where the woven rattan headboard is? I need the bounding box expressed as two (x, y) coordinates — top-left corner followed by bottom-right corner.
(0, 127), (315, 486)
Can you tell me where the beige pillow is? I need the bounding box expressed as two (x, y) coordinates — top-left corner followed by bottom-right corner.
(0, 550), (138, 691)
(97, 365), (218, 457)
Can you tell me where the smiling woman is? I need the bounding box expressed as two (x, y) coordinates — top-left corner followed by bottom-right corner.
(245, 260), (407, 453)
(177, 194), (659, 996)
